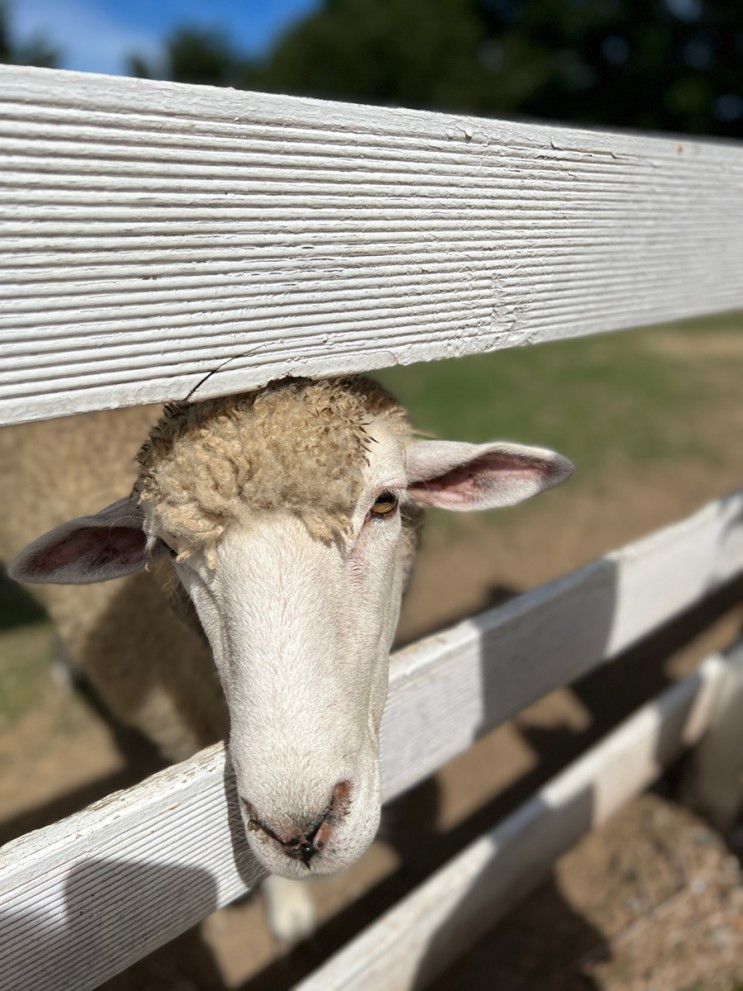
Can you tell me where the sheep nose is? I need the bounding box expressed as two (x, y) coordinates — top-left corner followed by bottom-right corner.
(275, 826), (324, 867)
(242, 780), (352, 867)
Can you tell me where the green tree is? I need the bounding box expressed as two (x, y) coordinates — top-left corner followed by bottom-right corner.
(128, 0), (743, 138)
(0, 0), (59, 67)
(127, 26), (256, 89)
(258, 0), (508, 111)
(484, 0), (743, 137)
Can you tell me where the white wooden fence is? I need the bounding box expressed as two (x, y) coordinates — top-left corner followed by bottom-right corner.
(1, 63), (743, 990)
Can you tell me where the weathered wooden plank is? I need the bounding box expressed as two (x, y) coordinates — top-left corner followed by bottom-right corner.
(297, 649), (734, 991)
(2, 65), (743, 425)
(0, 745), (250, 991)
(1, 492), (742, 989)
(380, 488), (743, 799)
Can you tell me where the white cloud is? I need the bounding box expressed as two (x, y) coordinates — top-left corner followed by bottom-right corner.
(13, 0), (160, 76)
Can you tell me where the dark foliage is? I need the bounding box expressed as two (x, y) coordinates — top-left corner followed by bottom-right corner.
(0, 0), (59, 68)
(126, 26), (257, 89)
(252, 0), (743, 137)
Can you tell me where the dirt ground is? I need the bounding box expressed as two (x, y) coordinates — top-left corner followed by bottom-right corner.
(432, 794), (743, 991)
(2, 320), (743, 989)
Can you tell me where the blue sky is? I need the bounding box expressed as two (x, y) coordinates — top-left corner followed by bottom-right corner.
(11, 0), (319, 76)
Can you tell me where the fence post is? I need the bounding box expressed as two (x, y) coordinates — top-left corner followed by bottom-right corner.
(680, 640), (743, 832)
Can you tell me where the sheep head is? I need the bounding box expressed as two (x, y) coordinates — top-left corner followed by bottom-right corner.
(9, 376), (573, 880)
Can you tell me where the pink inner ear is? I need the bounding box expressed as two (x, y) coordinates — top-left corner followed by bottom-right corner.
(410, 453), (549, 508)
(27, 526), (146, 575)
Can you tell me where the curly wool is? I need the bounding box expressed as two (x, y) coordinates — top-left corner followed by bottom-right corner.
(134, 376), (411, 562)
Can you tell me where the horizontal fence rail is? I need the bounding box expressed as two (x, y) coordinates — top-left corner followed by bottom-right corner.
(298, 648), (736, 991)
(1, 65), (743, 425)
(2, 491), (742, 990)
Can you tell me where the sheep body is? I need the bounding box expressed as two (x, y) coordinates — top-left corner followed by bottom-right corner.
(0, 404), (227, 759)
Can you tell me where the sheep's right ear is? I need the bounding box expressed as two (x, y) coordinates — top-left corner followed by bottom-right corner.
(8, 498), (155, 585)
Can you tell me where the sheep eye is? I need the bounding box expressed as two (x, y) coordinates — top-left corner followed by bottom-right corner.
(370, 491), (399, 518)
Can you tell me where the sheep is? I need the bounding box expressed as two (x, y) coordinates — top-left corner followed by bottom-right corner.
(0, 403), (227, 762)
(3, 375), (572, 936)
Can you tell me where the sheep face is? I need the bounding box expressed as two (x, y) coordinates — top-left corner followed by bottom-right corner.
(9, 377), (573, 880)
(166, 419), (412, 877)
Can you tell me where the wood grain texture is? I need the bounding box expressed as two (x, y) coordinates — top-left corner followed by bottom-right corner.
(2, 65), (743, 425)
(297, 649), (734, 991)
(1, 493), (742, 989)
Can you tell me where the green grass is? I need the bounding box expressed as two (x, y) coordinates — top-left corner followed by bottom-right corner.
(0, 623), (54, 730)
(0, 572), (53, 728)
(376, 312), (743, 485)
(374, 312), (743, 541)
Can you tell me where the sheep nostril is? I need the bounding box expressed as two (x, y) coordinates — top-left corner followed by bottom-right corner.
(330, 779), (353, 816)
(284, 837), (318, 867)
(242, 799), (279, 840)
(241, 779), (353, 863)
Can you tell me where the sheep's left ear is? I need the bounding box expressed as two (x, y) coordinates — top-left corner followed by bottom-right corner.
(405, 440), (573, 511)
(8, 497), (153, 585)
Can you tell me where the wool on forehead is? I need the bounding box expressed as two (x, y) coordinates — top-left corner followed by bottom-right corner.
(134, 376), (410, 560)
